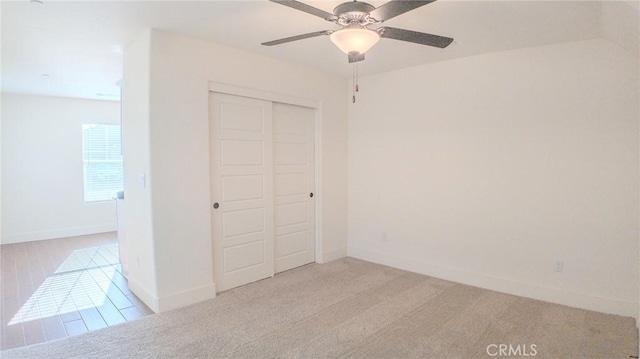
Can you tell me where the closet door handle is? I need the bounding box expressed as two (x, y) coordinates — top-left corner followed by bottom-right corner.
(213, 202), (220, 209)
(310, 193), (314, 198)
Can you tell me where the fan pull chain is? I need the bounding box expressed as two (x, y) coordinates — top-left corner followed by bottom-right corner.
(352, 64), (356, 103)
(356, 64), (360, 92)
(352, 64), (360, 103)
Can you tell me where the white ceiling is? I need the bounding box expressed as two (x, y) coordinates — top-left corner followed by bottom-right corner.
(1, 0), (636, 101)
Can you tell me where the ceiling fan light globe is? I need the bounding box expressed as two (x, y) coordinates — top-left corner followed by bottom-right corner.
(329, 28), (380, 55)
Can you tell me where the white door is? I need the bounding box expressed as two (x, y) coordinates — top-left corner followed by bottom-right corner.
(210, 93), (274, 292)
(273, 103), (315, 273)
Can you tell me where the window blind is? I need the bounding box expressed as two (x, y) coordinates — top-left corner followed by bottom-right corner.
(82, 124), (123, 202)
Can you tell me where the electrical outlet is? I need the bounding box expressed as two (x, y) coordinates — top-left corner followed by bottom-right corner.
(554, 260), (563, 272)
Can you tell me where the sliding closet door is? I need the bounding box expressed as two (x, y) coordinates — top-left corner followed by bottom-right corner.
(210, 93), (274, 292)
(273, 103), (315, 273)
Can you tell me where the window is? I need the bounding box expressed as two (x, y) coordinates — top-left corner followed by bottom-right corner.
(82, 124), (123, 202)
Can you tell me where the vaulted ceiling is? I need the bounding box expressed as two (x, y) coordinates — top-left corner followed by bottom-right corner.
(1, 0), (638, 101)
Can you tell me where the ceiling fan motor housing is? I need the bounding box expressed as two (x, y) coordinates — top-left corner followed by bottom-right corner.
(333, 1), (377, 25)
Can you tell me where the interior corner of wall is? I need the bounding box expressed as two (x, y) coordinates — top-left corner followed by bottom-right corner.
(321, 247), (347, 264)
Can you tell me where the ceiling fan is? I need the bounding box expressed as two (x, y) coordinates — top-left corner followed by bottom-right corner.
(262, 0), (453, 63)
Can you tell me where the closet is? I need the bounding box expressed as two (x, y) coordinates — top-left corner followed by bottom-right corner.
(209, 92), (315, 292)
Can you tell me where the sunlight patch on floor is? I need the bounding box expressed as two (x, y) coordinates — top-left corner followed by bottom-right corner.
(9, 244), (120, 325)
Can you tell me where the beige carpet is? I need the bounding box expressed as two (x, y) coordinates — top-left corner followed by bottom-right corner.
(2, 258), (637, 358)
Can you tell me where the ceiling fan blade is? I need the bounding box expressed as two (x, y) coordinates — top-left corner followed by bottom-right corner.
(369, 0), (436, 22)
(269, 0), (338, 21)
(379, 27), (453, 48)
(262, 30), (332, 46)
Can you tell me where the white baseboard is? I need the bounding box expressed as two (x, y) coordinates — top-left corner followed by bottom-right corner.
(348, 245), (637, 318)
(157, 283), (216, 313)
(318, 247), (347, 264)
(1, 224), (117, 244)
(128, 279), (216, 314)
(128, 277), (160, 313)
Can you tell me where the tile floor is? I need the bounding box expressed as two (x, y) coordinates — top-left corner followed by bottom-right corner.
(1, 232), (153, 350)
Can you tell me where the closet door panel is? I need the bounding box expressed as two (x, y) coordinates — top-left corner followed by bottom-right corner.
(273, 103), (315, 274)
(210, 93), (274, 292)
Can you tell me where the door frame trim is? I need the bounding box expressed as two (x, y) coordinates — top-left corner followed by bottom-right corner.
(208, 82), (325, 264)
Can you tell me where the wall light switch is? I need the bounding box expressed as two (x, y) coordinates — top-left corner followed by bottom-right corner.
(138, 173), (146, 188)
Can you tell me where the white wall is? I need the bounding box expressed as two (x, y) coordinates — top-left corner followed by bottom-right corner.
(599, 0), (640, 326)
(121, 30), (159, 307)
(1, 94), (120, 244)
(122, 29), (348, 312)
(348, 39), (639, 318)
(600, 1), (640, 59)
